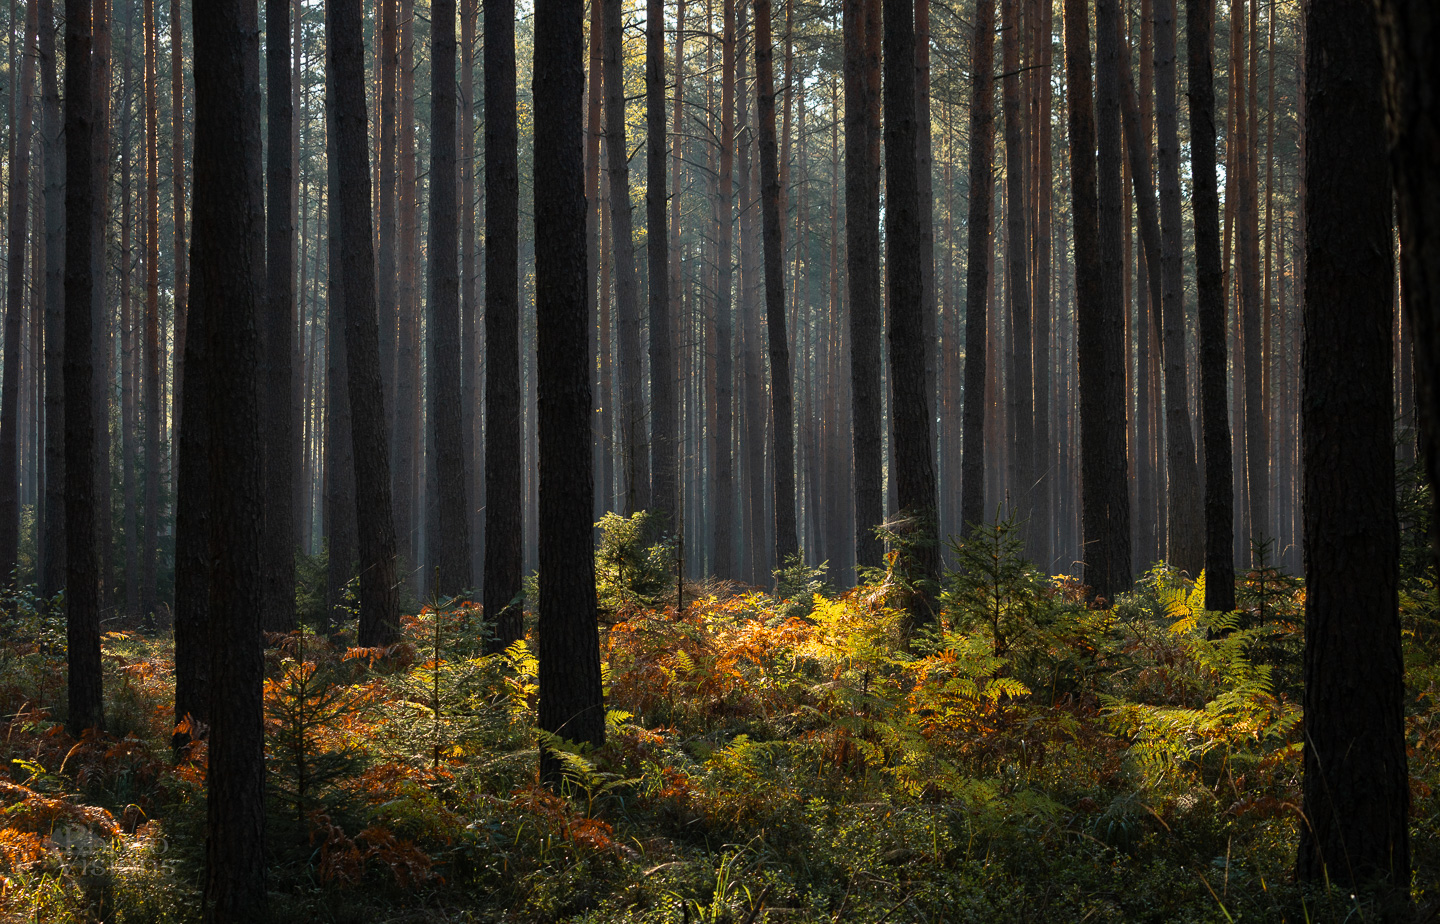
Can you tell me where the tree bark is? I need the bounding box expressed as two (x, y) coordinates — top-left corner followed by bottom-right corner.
(262, 0), (296, 632)
(428, 0), (472, 596)
(844, 0), (882, 570)
(192, 0), (268, 914)
(141, 0), (160, 616)
(605, 0), (647, 514)
(64, 0), (102, 736)
(1297, 0), (1409, 901)
(1186, 0), (1233, 611)
(1153, 0), (1201, 575)
(960, 0), (994, 541)
(484, 0), (523, 650)
(713, 0), (736, 578)
(647, 0), (676, 526)
(883, 0), (937, 613)
(1377, 0), (1440, 580)
(39, 0), (63, 600)
(533, 0), (605, 783)
(754, 0), (798, 569)
(0, 0), (38, 583)
(1000, 0), (1033, 543)
(330, 0), (401, 647)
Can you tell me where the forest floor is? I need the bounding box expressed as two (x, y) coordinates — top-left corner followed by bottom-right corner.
(0, 517), (1436, 923)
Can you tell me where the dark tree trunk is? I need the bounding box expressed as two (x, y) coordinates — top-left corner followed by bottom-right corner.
(1000, 0), (1032, 541)
(844, 0), (882, 570)
(322, 112), (356, 631)
(0, 0), (38, 584)
(713, 0), (736, 578)
(1297, 0), (1409, 901)
(1377, 0), (1440, 579)
(1185, 0), (1233, 611)
(754, 0), (798, 568)
(428, 0), (472, 597)
(263, 0), (297, 633)
(191, 0), (268, 914)
(1065, 0), (1124, 602)
(1088, 0), (1131, 600)
(882, 0), (937, 612)
(484, 0), (522, 650)
(169, 0), (186, 469)
(174, 7), (209, 748)
(64, 0), (102, 736)
(960, 0), (994, 540)
(1153, 0), (1201, 576)
(647, 0), (676, 526)
(39, 0), (63, 601)
(330, 0), (401, 648)
(533, 0), (605, 783)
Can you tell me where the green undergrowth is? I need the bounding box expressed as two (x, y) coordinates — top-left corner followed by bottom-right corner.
(0, 518), (1436, 922)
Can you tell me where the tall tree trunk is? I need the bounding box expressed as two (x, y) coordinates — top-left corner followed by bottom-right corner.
(192, 0), (268, 914)
(263, 0), (296, 632)
(428, 0), (472, 596)
(883, 0), (937, 612)
(1297, 0), (1409, 901)
(1377, 0), (1440, 578)
(0, 0), (38, 583)
(1232, 0), (1264, 555)
(395, 0), (420, 582)
(844, 0), (882, 569)
(713, 0), (736, 578)
(1001, 0), (1033, 544)
(377, 0), (398, 446)
(121, 13), (136, 614)
(39, 0), (63, 600)
(322, 116), (356, 632)
(169, 0), (186, 466)
(461, 0), (480, 582)
(92, 0), (112, 615)
(1153, 0), (1201, 575)
(174, 0), (208, 747)
(605, 0), (647, 514)
(754, 0), (798, 568)
(141, 0), (160, 616)
(960, 0), (994, 540)
(1186, 0), (1233, 610)
(1030, 0), (1053, 569)
(330, 0), (400, 647)
(483, 0), (523, 650)
(647, 0), (676, 527)
(64, 0), (102, 736)
(533, 0), (605, 784)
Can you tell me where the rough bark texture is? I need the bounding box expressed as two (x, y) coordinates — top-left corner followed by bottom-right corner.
(330, 0), (400, 648)
(1186, 0), (1233, 611)
(64, 0), (102, 736)
(1297, 0), (1409, 901)
(427, 0), (472, 597)
(1089, 0), (1130, 600)
(533, 0), (605, 783)
(461, 0), (480, 582)
(192, 0), (268, 914)
(882, 0), (937, 616)
(647, 0), (676, 527)
(483, 0), (522, 650)
(1376, 0), (1440, 577)
(264, 0), (296, 633)
(322, 117), (356, 632)
(960, 0), (994, 540)
(1000, 0), (1032, 541)
(844, 0), (882, 570)
(755, 0), (798, 569)
(1152, 0), (1202, 576)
